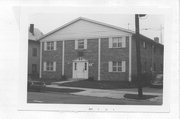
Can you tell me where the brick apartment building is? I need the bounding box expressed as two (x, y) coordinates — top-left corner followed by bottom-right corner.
(28, 24), (43, 78)
(38, 17), (164, 81)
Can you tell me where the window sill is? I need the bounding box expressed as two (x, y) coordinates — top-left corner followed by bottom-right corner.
(44, 70), (55, 72)
(111, 47), (125, 49)
(110, 71), (125, 73)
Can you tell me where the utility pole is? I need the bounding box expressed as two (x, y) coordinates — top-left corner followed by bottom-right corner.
(135, 14), (146, 98)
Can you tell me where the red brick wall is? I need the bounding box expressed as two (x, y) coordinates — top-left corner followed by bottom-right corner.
(100, 38), (129, 81)
(131, 35), (164, 79)
(41, 41), (63, 79)
(28, 41), (40, 76)
(64, 39), (99, 80)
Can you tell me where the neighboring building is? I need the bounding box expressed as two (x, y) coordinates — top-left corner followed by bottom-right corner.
(28, 24), (43, 78)
(38, 17), (164, 81)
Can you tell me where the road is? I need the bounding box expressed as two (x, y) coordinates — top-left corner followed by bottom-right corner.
(27, 91), (161, 105)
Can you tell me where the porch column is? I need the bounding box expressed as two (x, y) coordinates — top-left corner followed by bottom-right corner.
(39, 41), (42, 78)
(98, 38), (101, 81)
(129, 35), (132, 82)
(62, 40), (65, 75)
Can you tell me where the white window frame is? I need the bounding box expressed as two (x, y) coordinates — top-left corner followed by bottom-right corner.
(44, 61), (56, 71)
(44, 41), (56, 51)
(46, 62), (53, 71)
(75, 39), (87, 50)
(143, 41), (146, 49)
(112, 61), (123, 72)
(112, 37), (123, 48)
(109, 61), (126, 72)
(109, 36), (126, 48)
(78, 39), (84, 49)
(47, 41), (54, 51)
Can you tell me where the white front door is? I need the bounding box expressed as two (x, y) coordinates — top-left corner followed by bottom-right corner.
(73, 61), (88, 79)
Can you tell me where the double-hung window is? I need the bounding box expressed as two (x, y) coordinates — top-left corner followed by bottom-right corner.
(32, 48), (37, 57)
(47, 41), (54, 51)
(109, 36), (126, 48)
(78, 40), (84, 49)
(46, 62), (53, 71)
(112, 37), (123, 48)
(44, 41), (56, 51)
(112, 61), (123, 72)
(43, 61), (56, 71)
(75, 39), (87, 50)
(109, 61), (126, 72)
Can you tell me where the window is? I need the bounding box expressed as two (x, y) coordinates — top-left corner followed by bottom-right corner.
(109, 36), (126, 48)
(112, 37), (123, 48)
(112, 61), (123, 72)
(85, 62), (87, 70)
(32, 64), (37, 73)
(75, 39), (87, 50)
(78, 40), (84, 49)
(32, 48), (37, 57)
(143, 41), (146, 49)
(74, 63), (77, 70)
(46, 62), (53, 71)
(109, 61), (126, 72)
(47, 41), (54, 51)
(43, 61), (56, 71)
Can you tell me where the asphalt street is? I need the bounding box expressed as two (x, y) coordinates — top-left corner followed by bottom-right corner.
(27, 91), (162, 105)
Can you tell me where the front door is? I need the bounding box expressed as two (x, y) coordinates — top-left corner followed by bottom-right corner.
(73, 61), (88, 79)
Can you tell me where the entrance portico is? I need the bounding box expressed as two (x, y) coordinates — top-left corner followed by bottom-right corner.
(72, 57), (88, 79)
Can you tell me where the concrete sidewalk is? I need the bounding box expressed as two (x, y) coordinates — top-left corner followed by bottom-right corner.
(46, 84), (162, 102)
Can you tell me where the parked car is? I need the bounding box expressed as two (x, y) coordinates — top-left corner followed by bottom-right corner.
(28, 78), (46, 92)
(150, 74), (163, 88)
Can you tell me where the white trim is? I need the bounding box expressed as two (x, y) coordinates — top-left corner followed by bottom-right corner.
(43, 62), (47, 71)
(98, 38), (101, 81)
(44, 42), (47, 51)
(122, 61), (126, 72)
(108, 61), (112, 72)
(54, 41), (57, 50)
(62, 40), (65, 75)
(129, 35), (132, 82)
(109, 37), (112, 48)
(122, 36), (126, 48)
(75, 40), (78, 49)
(84, 39), (87, 49)
(39, 42), (42, 78)
(53, 61), (56, 71)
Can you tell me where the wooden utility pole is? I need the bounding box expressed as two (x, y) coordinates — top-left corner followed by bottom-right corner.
(135, 14), (146, 98)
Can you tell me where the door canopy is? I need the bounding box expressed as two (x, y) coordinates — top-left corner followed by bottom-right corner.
(73, 57), (88, 62)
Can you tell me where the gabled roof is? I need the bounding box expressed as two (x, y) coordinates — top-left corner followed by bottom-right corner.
(38, 17), (135, 41)
(29, 28), (43, 41)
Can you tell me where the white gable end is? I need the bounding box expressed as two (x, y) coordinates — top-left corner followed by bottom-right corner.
(42, 20), (132, 41)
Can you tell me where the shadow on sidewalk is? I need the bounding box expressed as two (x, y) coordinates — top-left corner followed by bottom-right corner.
(124, 94), (158, 100)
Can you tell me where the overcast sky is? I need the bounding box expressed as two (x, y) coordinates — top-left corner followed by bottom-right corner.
(29, 13), (164, 43)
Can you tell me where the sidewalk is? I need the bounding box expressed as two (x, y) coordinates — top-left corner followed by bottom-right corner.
(46, 84), (162, 102)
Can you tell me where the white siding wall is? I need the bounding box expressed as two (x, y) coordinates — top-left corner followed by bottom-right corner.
(42, 20), (132, 41)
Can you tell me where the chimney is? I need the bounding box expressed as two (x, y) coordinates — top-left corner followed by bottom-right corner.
(29, 24), (34, 35)
(154, 37), (159, 43)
